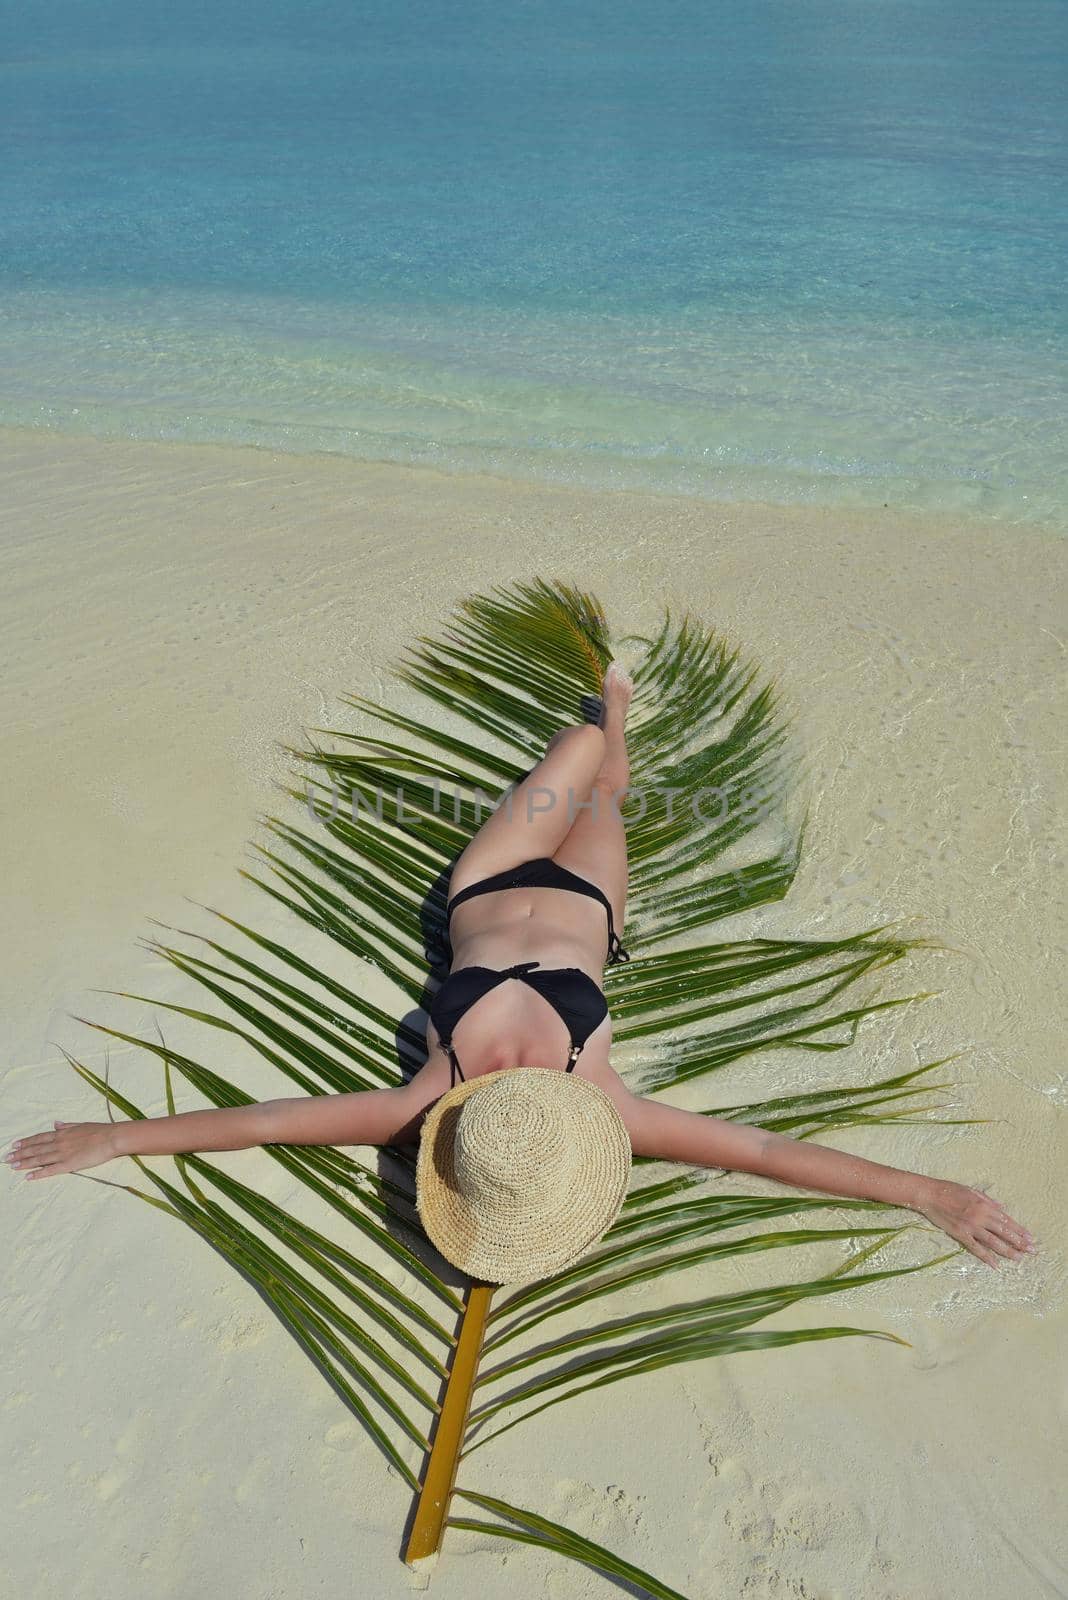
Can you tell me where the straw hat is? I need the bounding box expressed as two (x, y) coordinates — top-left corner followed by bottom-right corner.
(415, 1067), (633, 1284)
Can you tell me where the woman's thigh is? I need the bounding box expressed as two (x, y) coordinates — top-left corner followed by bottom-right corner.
(448, 724), (607, 897)
(552, 779), (630, 933)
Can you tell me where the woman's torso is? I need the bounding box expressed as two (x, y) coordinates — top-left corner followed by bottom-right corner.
(426, 884), (614, 1081)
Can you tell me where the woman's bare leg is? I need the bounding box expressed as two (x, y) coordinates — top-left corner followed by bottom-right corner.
(553, 662), (634, 934)
(446, 722), (607, 898)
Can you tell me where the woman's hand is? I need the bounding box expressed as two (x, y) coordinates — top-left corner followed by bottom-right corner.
(914, 1178), (1036, 1267)
(5, 1121), (121, 1180)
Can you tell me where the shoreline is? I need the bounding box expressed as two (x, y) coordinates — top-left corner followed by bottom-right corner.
(1, 423), (1065, 1598)
(2, 421), (1064, 543)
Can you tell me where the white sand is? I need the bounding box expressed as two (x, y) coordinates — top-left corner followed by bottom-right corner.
(1, 424), (1065, 1598)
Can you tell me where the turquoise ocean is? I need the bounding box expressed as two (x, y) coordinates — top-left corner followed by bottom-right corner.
(2, 0), (1066, 529)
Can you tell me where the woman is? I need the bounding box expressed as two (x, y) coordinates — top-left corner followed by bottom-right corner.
(6, 664), (1035, 1272)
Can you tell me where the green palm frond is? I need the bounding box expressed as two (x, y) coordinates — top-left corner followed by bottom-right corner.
(66, 577), (971, 1600)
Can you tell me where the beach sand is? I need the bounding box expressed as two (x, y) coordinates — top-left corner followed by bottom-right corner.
(1, 424), (1065, 1598)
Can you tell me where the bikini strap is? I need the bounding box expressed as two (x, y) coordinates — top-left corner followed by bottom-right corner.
(440, 1037), (465, 1086)
(607, 929), (632, 964)
(565, 1041), (584, 1072)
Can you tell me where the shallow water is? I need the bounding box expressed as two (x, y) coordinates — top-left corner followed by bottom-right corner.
(2, 1), (1066, 527)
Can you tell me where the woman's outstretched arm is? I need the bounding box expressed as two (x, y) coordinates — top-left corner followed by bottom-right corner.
(5, 1085), (422, 1179)
(625, 1096), (1037, 1270)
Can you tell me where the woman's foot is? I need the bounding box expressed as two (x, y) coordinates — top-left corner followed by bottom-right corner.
(594, 661), (633, 793)
(599, 660), (634, 727)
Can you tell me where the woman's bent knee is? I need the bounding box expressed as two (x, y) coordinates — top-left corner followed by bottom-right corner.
(566, 723), (606, 754)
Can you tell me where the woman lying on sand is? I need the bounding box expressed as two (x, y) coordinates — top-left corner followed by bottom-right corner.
(6, 663), (1036, 1274)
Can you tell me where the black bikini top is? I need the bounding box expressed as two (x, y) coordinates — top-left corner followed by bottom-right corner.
(429, 960), (608, 1085)
(427, 855), (632, 1085)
